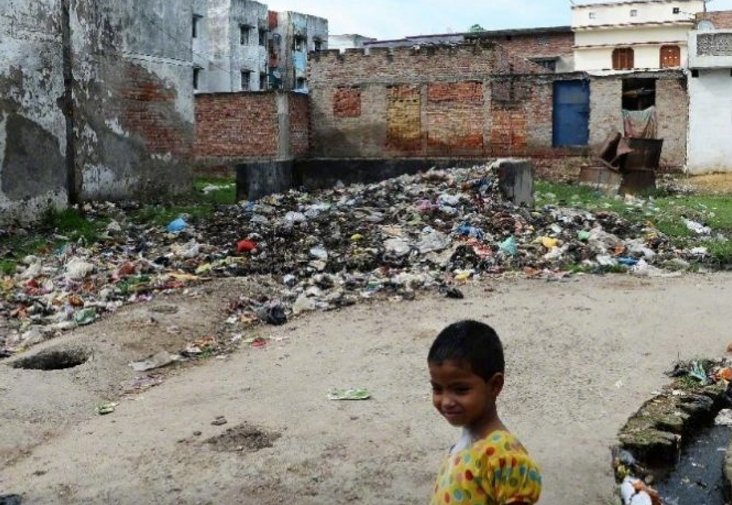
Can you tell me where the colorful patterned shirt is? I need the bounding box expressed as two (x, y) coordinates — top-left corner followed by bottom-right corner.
(431, 430), (542, 505)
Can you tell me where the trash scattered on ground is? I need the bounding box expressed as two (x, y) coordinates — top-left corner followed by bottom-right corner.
(0, 164), (727, 356)
(211, 416), (228, 426)
(129, 351), (181, 372)
(714, 409), (732, 426)
(96, 402), (118, 415)
(328, 388), (372, 401)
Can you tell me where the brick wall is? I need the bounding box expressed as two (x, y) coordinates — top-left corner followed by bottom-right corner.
(589, 73), (687, 170)
(655, 77), (688, 170)
(289, 92), (310, 156)
(499, 32), (574, 59)
(119, 63), (191, 159)
(195, 92), (278, 160)
(696, 11), (732, 29)
(308, 44), (589, 159)
(195, 91), (308, 164)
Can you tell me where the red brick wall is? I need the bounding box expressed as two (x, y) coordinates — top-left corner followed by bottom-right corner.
(119, 63), (192, 159)
(289, 92), (310, 156)
(195, 92), (278, 160)
(309, 44), (577, 159)
(498, 32), (574, 59)
(333, 86), (362, 118)
(696, 11), (732, 29)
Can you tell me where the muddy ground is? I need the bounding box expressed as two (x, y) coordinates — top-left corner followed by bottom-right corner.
(1, 273), (731, 505)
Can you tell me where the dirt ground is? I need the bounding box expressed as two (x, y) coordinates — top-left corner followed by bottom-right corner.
(1, 273), (731, 505)
(682, 173), (732, 194)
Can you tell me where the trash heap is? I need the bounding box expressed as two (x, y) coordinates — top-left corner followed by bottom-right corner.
(0, 165), (714, 356)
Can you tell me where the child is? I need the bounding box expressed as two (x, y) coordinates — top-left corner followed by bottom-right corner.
(428, 320), (541, 505)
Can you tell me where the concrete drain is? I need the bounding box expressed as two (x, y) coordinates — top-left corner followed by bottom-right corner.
(206, 423), (281, 453)
(11, 348), (90, 371)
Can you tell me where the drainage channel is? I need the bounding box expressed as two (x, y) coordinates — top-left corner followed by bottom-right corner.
(655, 423), (731, 505)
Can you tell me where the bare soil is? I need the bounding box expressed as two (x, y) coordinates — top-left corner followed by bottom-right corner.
(1, 273), (731, 505)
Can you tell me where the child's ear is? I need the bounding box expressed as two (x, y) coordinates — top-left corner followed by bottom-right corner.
(488, 373), (504, 396)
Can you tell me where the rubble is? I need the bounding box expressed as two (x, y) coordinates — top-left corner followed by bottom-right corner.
(0, 165), (723, 356)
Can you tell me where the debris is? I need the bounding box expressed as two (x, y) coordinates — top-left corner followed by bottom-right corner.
(236, 240), (257, 254)
(166, 217), (188, 233)
(129, 351), (181, 372)
(96, 402), (118, 415)
(683, 219), (711, 236)
(328, 388), (371, 401)
(211, 416), (228, 426)
(714, 409), (732, 426)
(73, 308), (98, 327)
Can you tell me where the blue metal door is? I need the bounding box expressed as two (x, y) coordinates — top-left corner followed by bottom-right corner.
(553, 80), (590, 147)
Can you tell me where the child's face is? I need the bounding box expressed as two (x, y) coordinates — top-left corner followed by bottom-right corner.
(429, 359), (503, 432)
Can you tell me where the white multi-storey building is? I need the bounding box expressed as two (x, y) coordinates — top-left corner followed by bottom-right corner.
(572, 0), (706, 72)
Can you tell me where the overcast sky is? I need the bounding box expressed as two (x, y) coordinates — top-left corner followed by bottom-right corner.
(265, 0), (732, 40)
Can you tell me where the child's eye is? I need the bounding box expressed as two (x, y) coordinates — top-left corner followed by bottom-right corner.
(453, 387), (471, 394)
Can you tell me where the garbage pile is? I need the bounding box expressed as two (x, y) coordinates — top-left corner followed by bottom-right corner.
(0, 165), (715, 356)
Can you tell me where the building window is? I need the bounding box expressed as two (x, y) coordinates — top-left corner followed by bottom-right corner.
(241, 70), (251, 91)
(622, 78), (656, 110)
(630, 9), (638, 17)
(240, 25), (251, 45)
(259, 28), (267, 47)
(192, 15), (202, 38)
(589, 11), (597, 19)
(531, 58), (558, 72)
(193, 67), (201, 91)
(296, 77), (307, 90)
(259, 73), (267, 90)
(294, 35), (306, 52)
(314, 38), (322, 52)
(612, 47), (635, 70)
(660, 45), (681, 68)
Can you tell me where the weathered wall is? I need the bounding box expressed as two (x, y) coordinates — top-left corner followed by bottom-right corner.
(308, 45), (587, 160)
(588, 73), (687, 170)
(288, 92), (310, 156)
(200, 0), (268, 92)
(0, 0), (195, 222)
(0, 0), (67, 222)
(271, 11), (328, 90)
(73, 0), (195, 201)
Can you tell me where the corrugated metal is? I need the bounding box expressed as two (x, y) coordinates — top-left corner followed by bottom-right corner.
(552, 80), (590, 147)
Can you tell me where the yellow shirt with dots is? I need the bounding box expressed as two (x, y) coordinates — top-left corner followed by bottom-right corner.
(431, 430), (542, 505)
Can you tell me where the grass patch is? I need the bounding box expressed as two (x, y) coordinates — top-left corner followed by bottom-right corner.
(0, 260), (17, 275)
(193, 177), (237, 205)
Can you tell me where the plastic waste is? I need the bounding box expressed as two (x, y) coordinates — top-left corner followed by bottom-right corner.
(327, 388), (371, 400)
(129, 351), (181, 372)
(499, 237), (518, 256)
(166, 217), (188, 233)
(237, 240), (258, 254)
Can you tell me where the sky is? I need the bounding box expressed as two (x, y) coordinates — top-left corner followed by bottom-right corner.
(265, 0), (732, 40)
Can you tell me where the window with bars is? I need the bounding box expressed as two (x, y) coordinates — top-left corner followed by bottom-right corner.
(612, 47), (635, 70)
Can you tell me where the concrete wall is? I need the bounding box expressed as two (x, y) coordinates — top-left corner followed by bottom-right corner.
(0, 0), (195, 223)
(687, 68), (732, 173)
(588, 72), (687, 170)
(270, 11), (328, 90)
(575, 26), (691, 71)
(328, 34), (376, 52)
(198, 0), (268, 92)
(572, 0), (704, 28)
(73, 0), (195, 201)
(0, 0), (67, 222)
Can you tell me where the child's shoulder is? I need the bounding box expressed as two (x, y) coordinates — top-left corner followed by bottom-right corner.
(471, 430), (531, 460)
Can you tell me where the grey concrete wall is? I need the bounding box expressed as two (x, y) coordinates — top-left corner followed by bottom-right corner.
(0, 0), (67, 222)
(272, 11), (328, 90)
(73, 0), (195, 201)
(199, 0), (268, 92)
(0, 0), (195, 223)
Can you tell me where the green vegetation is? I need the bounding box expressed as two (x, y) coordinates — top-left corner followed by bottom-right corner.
(535, 181), (732, 266)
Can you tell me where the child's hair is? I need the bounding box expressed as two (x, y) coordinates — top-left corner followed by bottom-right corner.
(428, 320), (505, 382)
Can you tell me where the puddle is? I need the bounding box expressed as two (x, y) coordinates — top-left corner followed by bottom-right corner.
(655, 424), (731, 505)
